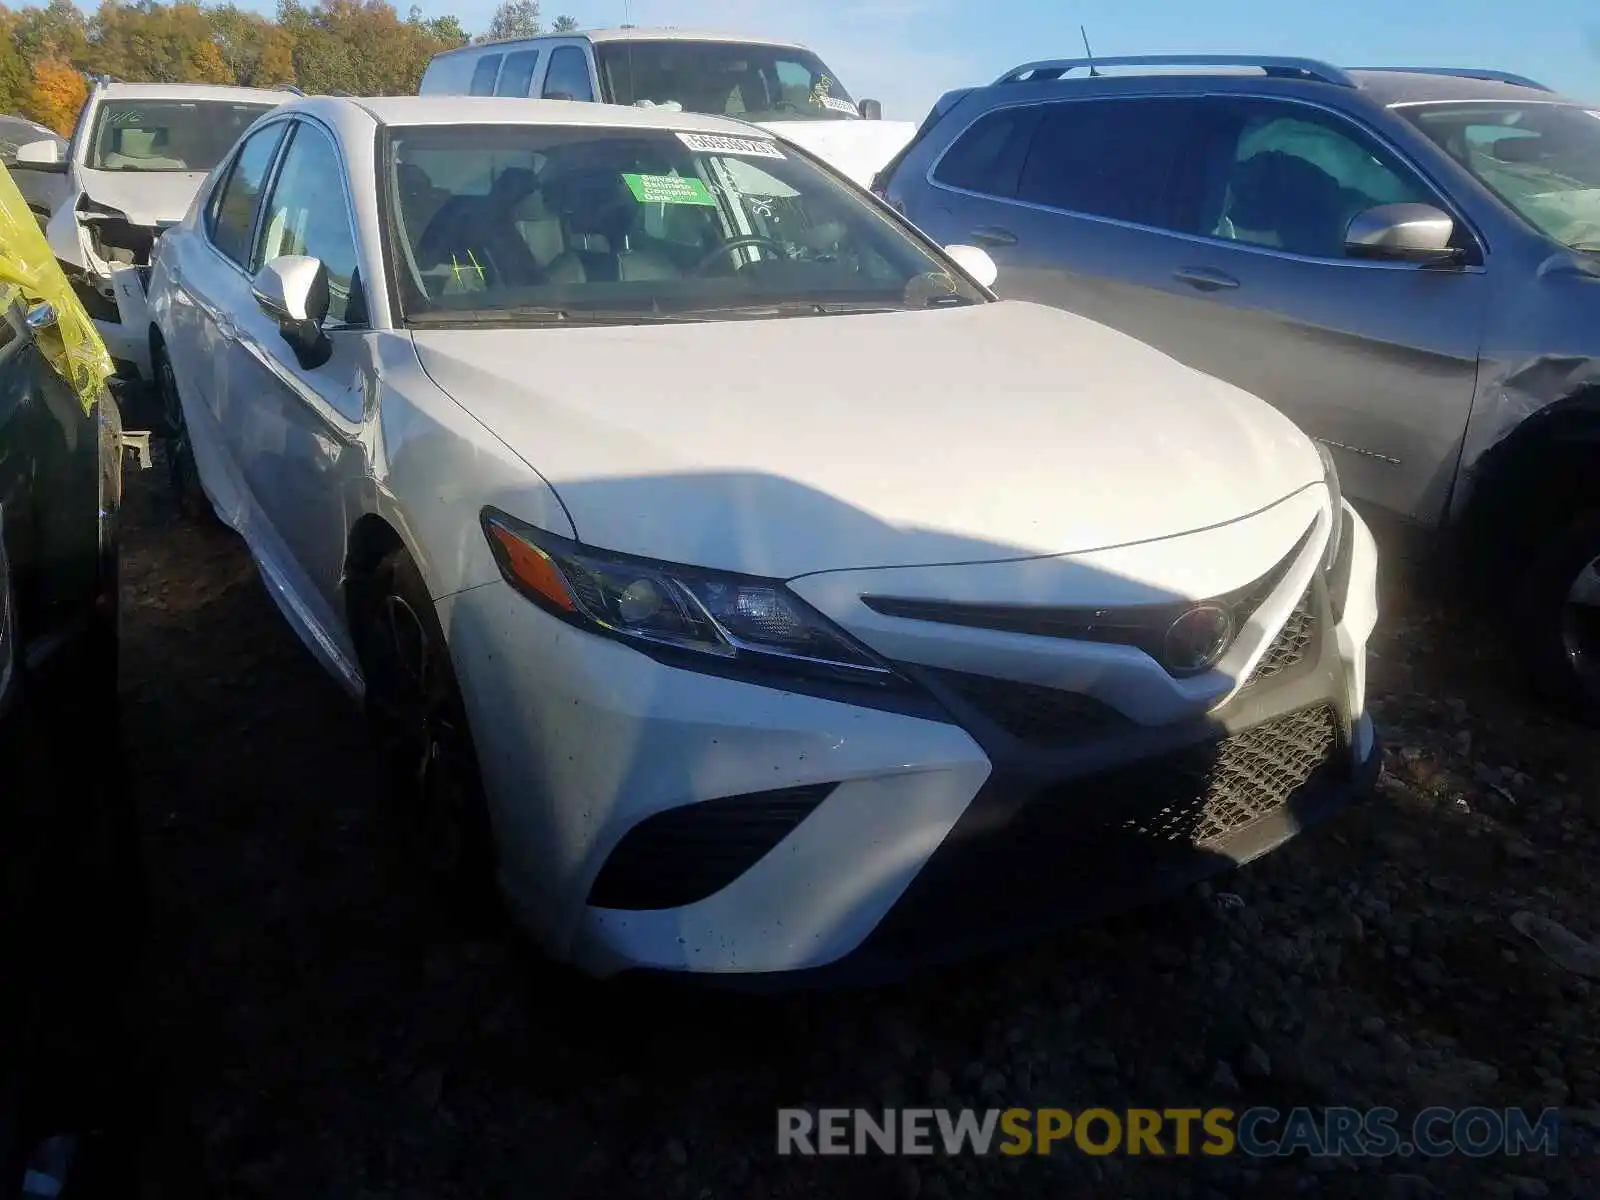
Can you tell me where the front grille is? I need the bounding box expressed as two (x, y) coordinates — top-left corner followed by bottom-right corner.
(860, 524), (1315, 677)
(587, 784), (834, 911)
(1241, 588), (1318, 692)
(861, 703), (1349, 960)
(928, 668), (1132, 743)
(1102, 702), (1339, 845)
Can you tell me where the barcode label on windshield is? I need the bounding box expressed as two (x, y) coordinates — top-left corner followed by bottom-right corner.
(676, 132), (787, 160)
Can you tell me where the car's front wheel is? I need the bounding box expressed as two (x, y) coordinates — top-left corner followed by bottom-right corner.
(351, 548), (501, 920)
(1516, 509), (1600, 722)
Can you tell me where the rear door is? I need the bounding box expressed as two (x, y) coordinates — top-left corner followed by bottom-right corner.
(162, 117), (290, 498)
(905, 96), (1212, 353)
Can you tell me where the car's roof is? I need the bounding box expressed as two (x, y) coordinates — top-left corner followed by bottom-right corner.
(94, 81), (292, 104)
(433, 26), (807, 55)
(977, 62), (1581, 110)
(293, 94), (779, 138)
(1346, 69), (1582, 107)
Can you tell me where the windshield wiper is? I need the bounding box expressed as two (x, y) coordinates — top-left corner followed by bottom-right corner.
(406, 306), (707, 327)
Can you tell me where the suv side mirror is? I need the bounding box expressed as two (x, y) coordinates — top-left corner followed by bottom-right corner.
(14, 139), (66, 172)
(858, 98), (882, 120)
(1345, 203), (1463, 266)
(252, 254), (333, 368)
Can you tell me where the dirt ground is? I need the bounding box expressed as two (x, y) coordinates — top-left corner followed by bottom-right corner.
(112, 463), (1599, 1199)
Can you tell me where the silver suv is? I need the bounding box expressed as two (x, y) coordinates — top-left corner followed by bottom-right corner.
(877, 56), (1600, 718)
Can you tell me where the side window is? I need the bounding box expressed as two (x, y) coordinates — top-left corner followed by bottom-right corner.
(1186, 98), (1435, 259)
(253, 123), (365, 327)
(932, 106), (1042, 198)
(206, 122), (287, 267)
(495, 49), (540, 97)
(469, 54), (503, 96)
(543, 46), (594, 102)
(1014, 98), (1194, 228)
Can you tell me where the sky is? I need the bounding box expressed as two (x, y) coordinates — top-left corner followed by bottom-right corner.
(75, 0), (1599, 122)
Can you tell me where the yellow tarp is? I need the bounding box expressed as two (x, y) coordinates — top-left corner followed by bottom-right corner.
(0, 161), (113, 413)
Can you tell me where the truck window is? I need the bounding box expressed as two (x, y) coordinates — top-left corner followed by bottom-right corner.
(595, 40), (858, 122)
(542, 46), (594, 101)
(469, 54), (503, 96)
(495, 49), (541, 97)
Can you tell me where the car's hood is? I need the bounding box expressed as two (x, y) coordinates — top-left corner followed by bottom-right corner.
(411, 301), (1323, 579)
(75, 167), (207, 227)
(756, 119), (918, 188)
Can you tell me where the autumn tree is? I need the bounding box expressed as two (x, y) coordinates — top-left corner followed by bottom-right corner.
(26, 54), (87, 134)
(0, 10), (35, 115)
(209, 4), (297, 86)
(88, 1), (234, 84)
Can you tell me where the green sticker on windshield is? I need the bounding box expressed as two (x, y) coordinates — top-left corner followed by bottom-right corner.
(622, 173), (716, 206)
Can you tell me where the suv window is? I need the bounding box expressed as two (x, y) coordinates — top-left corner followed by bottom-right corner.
(1186, 97), (1436, 259)
(495, 49), (541, 97)
(207, 121), (288, 267)
(469, 54), (503, 96)
(543, 46), (594, 101)
(931, 105), (1042, 197)
(253, 122), (365, 326)
(1015, 98), (1194, 227)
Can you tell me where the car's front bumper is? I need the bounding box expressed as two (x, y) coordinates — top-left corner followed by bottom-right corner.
(438, 496), (1381, 981)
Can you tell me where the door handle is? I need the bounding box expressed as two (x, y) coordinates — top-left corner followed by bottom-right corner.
(1173, 266), (1240, 292)
(969, 226), (1018, 248)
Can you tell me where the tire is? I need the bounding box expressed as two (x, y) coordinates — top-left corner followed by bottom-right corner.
(1514, 509), (1600, 722)
(351, 548), (501, 921)
(150, 342), (217, 526)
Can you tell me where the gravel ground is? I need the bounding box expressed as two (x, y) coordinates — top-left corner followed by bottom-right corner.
(114, 464), (1599, 1199)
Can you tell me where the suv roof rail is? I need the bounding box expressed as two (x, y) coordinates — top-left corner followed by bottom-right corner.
(272, 83), (306, 95)
(994, 54), (1356, 88)
(1346, 66), (1553, 92)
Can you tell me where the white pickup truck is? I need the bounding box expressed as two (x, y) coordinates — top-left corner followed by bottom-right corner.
(418, 27), (918, 189)
(12, 79), (291, 386)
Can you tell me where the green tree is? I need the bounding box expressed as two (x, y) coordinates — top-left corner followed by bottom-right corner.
(0, 9), (35, 114)
(478, 0), (539, 44)
(550, 13), (575, 32)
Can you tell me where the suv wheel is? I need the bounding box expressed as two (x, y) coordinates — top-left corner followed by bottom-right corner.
(1515, 509), (1600, 720)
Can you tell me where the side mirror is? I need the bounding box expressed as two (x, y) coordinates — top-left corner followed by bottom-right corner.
(14, 139), (66, 173)
(252, 254), (333, 368)
(1345, 203), (1463, 266)
(858, 98), (882, 121)
(943, 243), (998, 289)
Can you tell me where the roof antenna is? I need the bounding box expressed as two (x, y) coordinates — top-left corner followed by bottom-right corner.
(1081, 25), (1101, 76)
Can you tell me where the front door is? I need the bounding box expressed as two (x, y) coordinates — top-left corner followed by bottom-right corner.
(222, 117), (372, 675)
(1134, 95), (1490, 525)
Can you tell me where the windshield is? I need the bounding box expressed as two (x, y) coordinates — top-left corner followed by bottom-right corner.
(384, 124), (982, 326)
(1403, 102), (1600, 250)
(595, 40), (860, 123)
(88, 100), (276, 173)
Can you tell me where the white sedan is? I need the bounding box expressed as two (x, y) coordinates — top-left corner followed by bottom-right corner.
(147, 95), (1381, 982)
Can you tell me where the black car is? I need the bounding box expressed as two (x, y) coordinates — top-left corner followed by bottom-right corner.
(0, 289), (142, 1195)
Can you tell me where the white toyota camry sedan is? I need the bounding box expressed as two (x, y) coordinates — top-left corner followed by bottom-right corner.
(147, 95), (1381, 983)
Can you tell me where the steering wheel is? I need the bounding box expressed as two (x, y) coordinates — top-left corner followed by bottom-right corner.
(690, 236), (789, 274)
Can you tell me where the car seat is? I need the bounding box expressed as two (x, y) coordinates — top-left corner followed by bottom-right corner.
(101, 127), (187, 171)
(1224, 150), (1357, 258)
(542, 169), (681, 283)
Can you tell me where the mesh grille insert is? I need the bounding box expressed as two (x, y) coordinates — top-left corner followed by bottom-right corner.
(929, 669), (1132, 744)
(1242, 588), (1318, 692)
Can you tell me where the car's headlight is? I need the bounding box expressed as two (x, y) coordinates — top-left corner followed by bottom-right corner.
(481, 508), (896, 685)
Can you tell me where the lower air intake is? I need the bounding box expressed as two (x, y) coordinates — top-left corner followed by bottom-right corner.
(587, 783), (835, 911)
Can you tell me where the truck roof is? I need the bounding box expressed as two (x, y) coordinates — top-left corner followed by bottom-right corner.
(431, 26), (809, 57)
